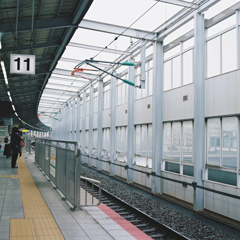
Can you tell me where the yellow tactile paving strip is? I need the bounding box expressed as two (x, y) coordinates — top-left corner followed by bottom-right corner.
(10, 155), (65, 240)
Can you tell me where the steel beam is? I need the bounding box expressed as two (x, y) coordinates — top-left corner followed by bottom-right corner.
(0, 17), (74, 34)
(0, 41), (60, 53)
(79, 19), (156, 41)
(52, 68), (97, 80)
(0, 67), (49, 81)
(205, 2), (240, 29)
(68, 42), (130, 55)
(49, 76), (87, 84)
(156, 0), (221, 40)
(154, 0), (198, 8)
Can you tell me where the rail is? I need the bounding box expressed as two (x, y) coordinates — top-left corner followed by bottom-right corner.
(80, 176), (101, 206)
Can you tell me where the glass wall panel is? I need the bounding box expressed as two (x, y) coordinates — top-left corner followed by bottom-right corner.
(222, 117), (237, 169)
(172, 56), (181, 88)
(183, 50), (193, 85)
(135, 125), (141, 155)
(163, 123), (171, 160)
(141, 125), (147, 156)
(207, 15), (235, 38)
(207, 37), (220, 78)
(148, 124), (152, 157)
(222, 29), (237, 73)
(182, 121), (193, 163)
(183, 37), (194, 50)
(93, 129), (97, 149)
(164, 61), (171, 91)
(86, 101), (89, 115)
(207, 118), (221, 166)
(148, 69), (153, 96)
(122, 84), (126, 103)
(120, 127), (125, 152)
(117, 127), (121, 151)
(172, 122), (181, 161)
(103, 128), (110, 151)
(117, 84), (122, 105)
(135, 76), (141, 99)
(85, 130), (89, 147)
(164, 45), (180, 60)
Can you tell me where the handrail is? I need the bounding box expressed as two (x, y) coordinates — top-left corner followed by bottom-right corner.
(80, 153), (240, 201)
(80, 176), (102, 205)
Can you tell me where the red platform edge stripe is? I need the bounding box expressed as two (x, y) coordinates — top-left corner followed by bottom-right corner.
(98, 204), (153, 240)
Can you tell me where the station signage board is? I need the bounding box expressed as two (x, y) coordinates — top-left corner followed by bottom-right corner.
(10, 54), (35, 75)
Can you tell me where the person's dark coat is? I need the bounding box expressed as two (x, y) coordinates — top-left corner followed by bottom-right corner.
(11, 133), (21, 154)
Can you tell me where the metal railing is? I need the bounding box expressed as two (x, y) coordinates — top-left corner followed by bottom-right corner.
(34, 138), (81, 209)
(80, 176), (101, 206)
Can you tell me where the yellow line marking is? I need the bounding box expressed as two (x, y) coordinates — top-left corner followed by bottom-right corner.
(0, 175), (11, 178)
(10, 155), (65, 240)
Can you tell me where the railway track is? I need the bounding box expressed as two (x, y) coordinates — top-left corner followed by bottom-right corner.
(80, 180), (190, 240)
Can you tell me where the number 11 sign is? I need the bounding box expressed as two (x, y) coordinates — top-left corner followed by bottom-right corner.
(10, 54), (35, 75)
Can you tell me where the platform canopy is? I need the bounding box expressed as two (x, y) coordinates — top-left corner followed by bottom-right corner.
(0, 0), (93, 130)
(1, 0), (239, 129)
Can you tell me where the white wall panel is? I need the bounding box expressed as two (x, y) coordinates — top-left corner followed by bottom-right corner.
(228, 71), (237, 113)
(102, 109), (110, 128)
(205, 78), (214, 116)
(205, 70), (240, 117)
(228, 187), (240, 221)
(134, 98), (148, 125)
(205, 181), (240, 221)
(116, 104), (128, 126)
(93, 113), (98, 129)
(85, 116), (89, 130)
(213, 75), (228, 116)
(237, 70), (240, 113)
(163, 84), (194, 121)
(80, 118), (82, 130)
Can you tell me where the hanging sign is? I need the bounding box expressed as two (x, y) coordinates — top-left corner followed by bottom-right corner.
(10, 54), (35, 75)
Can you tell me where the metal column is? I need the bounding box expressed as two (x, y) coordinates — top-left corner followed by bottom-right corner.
(140, 39), (146, 89)
(152, 40), (164, 194)
(127, 58), (135, 183)
(97, 78), (103, 171)
(88, 85), (94, 167)
(81, 91), (86, 155)
(236, 11), (240, 69)
(64, 105), (67, 140)
(68, 103), (72, 141)
(72, 99), (76, 141)
(110, 73), (116, 176)
(76, 95), (81, 143)
(193, 13), (205, 212)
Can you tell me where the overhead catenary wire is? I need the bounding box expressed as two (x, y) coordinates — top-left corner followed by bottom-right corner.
(39, 0), (202, 119)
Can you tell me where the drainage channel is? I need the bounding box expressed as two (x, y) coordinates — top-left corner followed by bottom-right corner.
(80, 180), (190, 240)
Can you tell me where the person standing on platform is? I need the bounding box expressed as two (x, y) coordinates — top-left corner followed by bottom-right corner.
(10, 127), (22, 168)
(18, 130), (23, 159)
(3, 135), (11, 158)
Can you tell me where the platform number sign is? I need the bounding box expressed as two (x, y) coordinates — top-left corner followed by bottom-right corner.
(10, 54), (35, 75)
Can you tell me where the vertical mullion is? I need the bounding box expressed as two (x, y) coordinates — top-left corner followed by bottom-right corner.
(180, 122), (183, 175)
(220, 117), (223, 168)
(220, 34), (222, 74)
